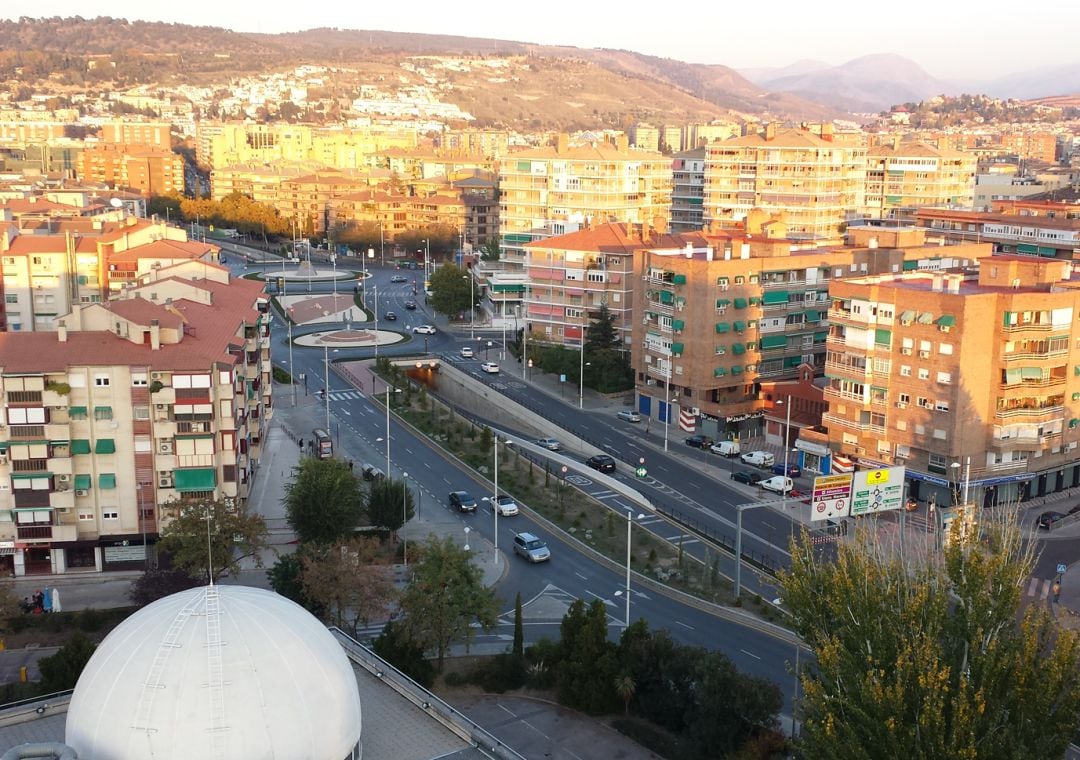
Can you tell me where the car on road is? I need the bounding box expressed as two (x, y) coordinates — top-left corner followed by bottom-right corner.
(480, 361), (500, 374)
(460, 346), (475, 359)
(404, 300), (418, 310)
(413, 325), (437, 335)
(390, 275), (408, 283)
(685, 435), (714, 449)
(494, 495), (519, 516)
(1038, 510), (1067, 529)
(710, 440), (741, 458)
(536, 437), (562, 451)
(616, 410), (641, 423)
(740, 450), (775, 468)
(448, 491), (477, 513)
(384, 311), (397, 321)
(585, 454), (617, 473)
(771, 462), (802, 478)
(513, 532), (550, 563)
(730, 470), (763, 486)
(759, 475), (794, 494)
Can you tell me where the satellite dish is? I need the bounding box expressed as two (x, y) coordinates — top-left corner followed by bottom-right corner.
(109, 198), (123, 208)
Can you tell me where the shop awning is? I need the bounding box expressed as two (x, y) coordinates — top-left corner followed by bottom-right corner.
(98, 473), (117, 489)
(94, 439), (115, 454)
(174, 468), (217, 492)
(71, 439), (91, 455)
(74, 474), (91, 490)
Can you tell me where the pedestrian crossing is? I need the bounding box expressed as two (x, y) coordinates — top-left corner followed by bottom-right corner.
(1025, 577), (1061, 600)
(328, 390), (364, 401)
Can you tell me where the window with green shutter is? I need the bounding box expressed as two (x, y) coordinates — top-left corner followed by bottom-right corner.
(99, 473), (117, 489)
(95, 439), (116, 454)
(673, 274), (687, 285)
(731, 365), (743, 375)
(715, 322), (730, 334)
(763, 290), (788, 305)
(74, 474), (91, 490)
(874, 329), (891, 346)
(760, 335), (787, 350)
(659, 290), (674, 304)
(734, 297), (748, 309)
(71, 439), (91, 455)
(671, 342), (684, 355)
(714, 367), (727, 377)
(69, 406), (87, 419)
(672, 319), (685, 332)
(732, 343), (746, 355)
(733, 321), (746, 332)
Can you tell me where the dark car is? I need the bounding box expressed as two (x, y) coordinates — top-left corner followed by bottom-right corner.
(585, 454), (617, 473)
(685, 435), (714, 450)
(731, 470), (763, 486)
(404, 300), (418, 310)
(1038, 510), (1066, 529)
(771, 462), (801, 478)
(448, 491), (477, 513)
(384, 311), (398, 321)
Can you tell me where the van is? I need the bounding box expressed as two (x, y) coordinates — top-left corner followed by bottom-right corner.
(710, 440), (741, 458)
(361, 463), (385, 482)
(312, 429), (332, 459)
(739, 450), (775, 468)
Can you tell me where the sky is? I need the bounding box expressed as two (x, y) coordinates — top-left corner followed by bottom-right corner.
(3, 0), (1079, 81)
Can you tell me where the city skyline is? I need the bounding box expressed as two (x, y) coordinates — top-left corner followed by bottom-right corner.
(2, 1), (1079, 82)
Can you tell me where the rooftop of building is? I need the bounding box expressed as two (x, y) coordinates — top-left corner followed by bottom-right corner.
(918, 207), (1080, 231)
(525, 221), (699, 254)
(505, 140), (665, 162)
(712, 127), (854, 151)
(107, 238), (217, 262)
(867, 140), (971, 159)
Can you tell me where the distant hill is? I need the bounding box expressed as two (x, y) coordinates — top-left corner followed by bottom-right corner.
(982, 62), (1080, 100)
(753, 54), (956, 112)
(738, 59), (831, 86)
(0, 17), (837, 129)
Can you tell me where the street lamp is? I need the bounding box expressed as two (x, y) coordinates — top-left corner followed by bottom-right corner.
(377, 382), (400, 475)
(614, 510), (646, 627)
(402, 471), (409, 568)
(481, 432), (508, 561)
(777, 395), (793, 510)
(372, 285), (379, 359)
(733, 502), (772, 600)
(284, 270), (296, 406)
(578, 326), (587, 410)
(463, 273), (475, 339)
(662, 392), (677, 453)
(463, 526), (471, 553)
(323, 345), (331, 436)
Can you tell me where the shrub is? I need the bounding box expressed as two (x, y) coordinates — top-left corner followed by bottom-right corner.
(611, 717), (685, 759)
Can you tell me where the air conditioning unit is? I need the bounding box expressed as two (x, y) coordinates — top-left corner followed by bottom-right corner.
(156, 404), (166, 410)
(159, 477), (173, 488)
(691, 407), (701, 416)
(57, 473), (70, 483)
(900, 348), (912, 355)
(75, 489), (88, 497)
(159, 441), (173, 454)
(57, 507), (72, 514)
(151, 372), (162, 380)
(895, 402), (907, 408)
(918, 351), (930, 358)
(0, 454), (6, 465)
(191, 422), (205, 433)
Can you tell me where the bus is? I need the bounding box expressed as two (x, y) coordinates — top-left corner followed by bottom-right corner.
(312, 428), (333, 459)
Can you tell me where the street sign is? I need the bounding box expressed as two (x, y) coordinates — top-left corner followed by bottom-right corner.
(635, 467), (648, 478)
(850, 466), (906, 516)
(811, 474), (853, 521)
(1058, 563), (1068, 575)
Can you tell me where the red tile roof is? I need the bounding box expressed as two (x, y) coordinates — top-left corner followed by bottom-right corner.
(108, 239), (217, 262)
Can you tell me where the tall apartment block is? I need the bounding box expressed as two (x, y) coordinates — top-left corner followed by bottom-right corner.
(823, 256), (1080, 507)
(498, 135), (672, 271)
(1001, 132), (1058, 164)
(703, 125), (867, 244)
(631, 227), (991, 441)
(670, 148), (707, 233)
(864, 141), (976, 220)
(0, 261), (270, 576)
(77, 145), (185, 197)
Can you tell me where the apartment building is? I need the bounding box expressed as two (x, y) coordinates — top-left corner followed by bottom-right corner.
(703, 125), (867, 244)
(0, 261), (270, 576)
(631, 226), (992, 441)
(278, 171), (372, 238)
(661, 126), (684, 154)
(498, 135), (672, 271)
(864, 141), (976, 219)
(77, 144), (185, 196)
(823, 257), (1080, 508)
(630, 124), (660, 152)
(685, 122), (741, 149)
(435, 128), (510, 159)
(1001, 132), (1058, 164)
(100, 122), (172, 151)
(917, 208), (1080, 260)
(670, 148), (707, 233)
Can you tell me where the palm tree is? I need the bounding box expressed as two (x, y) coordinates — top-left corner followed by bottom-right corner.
(614, 674), (636, 716)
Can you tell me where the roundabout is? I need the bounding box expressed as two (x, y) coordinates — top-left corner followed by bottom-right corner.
(293, 327), (407, 349)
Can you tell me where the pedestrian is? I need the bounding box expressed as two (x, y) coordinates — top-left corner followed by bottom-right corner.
(348, 460), (354, 472)
(1053, 581), (1062, 603)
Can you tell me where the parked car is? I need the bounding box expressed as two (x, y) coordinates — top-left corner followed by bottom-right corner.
(771, 462), (802, 478)
(460, 346), (475, 359)
(585, 454), (617, 473)
(1038, 510), (1067, 529)
(494, 495), (519, 516)
(413, 325), (437, 335)
(685, 435), (714, 449)
(616, 410), (641, 423)
(361, 463), (385, 482)
(710, 440), (741, 458)
(480, 361), (500, 374)
(740, 450), (775, 468)
(390, 275), (408, 283)
(384, 311), (398, 321)
(448, 491), (477, 513)
(731, 470), (763, 485)
(513, 532), (551, 563)
(536, 438), (562, 451)
(404, 300), (418, 310)
(759, 475), (794, 494)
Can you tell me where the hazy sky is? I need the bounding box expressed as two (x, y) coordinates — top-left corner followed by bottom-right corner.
(3, 1), (1078, 81)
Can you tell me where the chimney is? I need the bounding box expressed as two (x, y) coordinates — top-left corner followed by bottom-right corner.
(57, 322), (67, 343)
(931, 274), (944, 292)
(946, 274), (962, 294)
(893, 134), (901, 151)
(724, 245), (731, 260)
(556, 133), (568, 154)
(616, 134), (629, 153)
(764, 123), (776, 141)
(821, 123), (835, 142)
(685, 242), (693, 258)
(150, 318), (161, 350)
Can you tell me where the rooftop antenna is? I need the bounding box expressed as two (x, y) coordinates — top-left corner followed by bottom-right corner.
(205, 504), (215, 586)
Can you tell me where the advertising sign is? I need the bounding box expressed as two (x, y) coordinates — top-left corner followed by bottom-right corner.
(850, 466), (906, 516)
(811, 473), (853, 521)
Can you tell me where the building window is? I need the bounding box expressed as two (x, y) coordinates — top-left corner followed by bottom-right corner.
(103, 511), (119, 520)
(936, 371), (952, 384)
(94, 374), (111, 387)
(898, 393), (910, 406)
(928, 453), (947, 474)
(936, 400), (950, 412)
(78, 512), (95, 521)
(134, 406), (150, 420)
(896, 419), (907, 431)
(900, 365), (911, 377)
(4, 294), (16, 304)
(132, 374), (148, 387)
(933, 428), (947, 440)
(918, 368), (930, 380)
(939, 342), (953, 355)
(917, 397), (932, 409)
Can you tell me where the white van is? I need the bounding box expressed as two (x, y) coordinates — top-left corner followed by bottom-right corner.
(710, 440), (741, 458)
(740, 450), (775, 467)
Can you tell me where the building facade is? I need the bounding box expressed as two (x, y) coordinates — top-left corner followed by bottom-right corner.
(670, 148), (707, 233)
(864, 141), (976, 220)
(917, 208), (1080, 260)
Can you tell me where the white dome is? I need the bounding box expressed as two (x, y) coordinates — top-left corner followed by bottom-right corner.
(65, 585), (362, 760)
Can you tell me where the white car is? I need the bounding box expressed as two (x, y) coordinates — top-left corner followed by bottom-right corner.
(460, 346), (474, 359)
(536, 437), (562, 451)
(480, 361), (500, 374)
(413, 325), (437, 335)
(494, 495), (519, 516)
(616, 410), (641, 423)
(740, 450), (775, 468)
(759, 476), (793, 494)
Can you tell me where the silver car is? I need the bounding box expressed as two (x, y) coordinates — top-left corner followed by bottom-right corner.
(616, 410), (641, 423)
(513, 532), (550, 563)
(536, 437), (562, 451)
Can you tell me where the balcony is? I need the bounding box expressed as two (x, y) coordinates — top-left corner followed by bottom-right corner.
(990, 431), (1061, 450)
(824, 387), (869, 403)
(824, 360), (870, 378)
(1002, 322), (1054, 333)
(50, 490), (75, 509)
(155, 453), (177, 471)
(994, 405), (1064, 422)
(17, 523), (78, 543)
(822, 412), (870, 431)
(46, 457), (73, 475)
(1002, 349), (1068, 362)
(1000, 377), (1066, 390)
(152, 387), (176, 405)
(41, 390), (69, 407)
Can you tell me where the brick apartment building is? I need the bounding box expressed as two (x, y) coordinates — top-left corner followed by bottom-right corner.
(917, 207), (1080, 260)
(864, 141), (976, 220)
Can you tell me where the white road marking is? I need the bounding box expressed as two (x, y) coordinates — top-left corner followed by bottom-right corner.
(674, 620), (694, 630)
(574, 572), (589, 581)
(497, 703), (518, 718)
(740, 649), (762, 660)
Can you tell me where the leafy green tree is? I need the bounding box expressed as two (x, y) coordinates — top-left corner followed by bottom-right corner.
(585, 302), (618, 351)
(779, 513), (1080, 760)
(556, 598), (619, 714)
(283, 457), (365, 545)
(0, 587), (22, 634)
(366, 477), (415, 532)
(373, 620), (436, 687)
(396, 223), (459, 256)
(266, 550), (323, 616)
(147, 192), (184, 221)
(513, 591), (524, 658)
(300, 537), (397, 638)
(428, 262), (477, 317)
(397, 536), (499, 670)
(38, 633), (96, 693)
(159, 499), (268, 582)
(128, 566), (201, 607)
(479, 237), (501, 261)
(335, 221), (384, 252)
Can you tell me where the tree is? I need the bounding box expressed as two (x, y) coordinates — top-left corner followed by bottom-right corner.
(283, 457), (365, 545)
(396, 223), (459, 257)
(266, 550), (323, 616)
(428, 262), (477, 317)
(779, 511), (1080, 760)
(366, 477), (415, 532)
(300, 537), (397, 638)
(158, 499), (268, 582)
(614, 673), (635, 716)
(513, 591), (524, 658)
(556, 598), (619, 714)
(584, 302), (618, 351)
(335, 221), (384, 252)
(397, 536), (499, 670)
(128, 567), (201, 607)
(38, 633), (96, 693)
(0, 588), (22, 634)
(479, 237), (501, 261)
(373, 620), (436, 687)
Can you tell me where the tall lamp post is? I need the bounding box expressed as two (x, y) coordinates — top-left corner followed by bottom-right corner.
(777, 395), (793, 510)
(284, 270), (296, 406)
(372, 285), (379, 359)
(463, 274), (475, 339)
(615, 510), (646, 627)
(323, 345), (331, 435)
(734, 502), (771, 600)
(402, 470), (409, 567)
(480, 431), (507, 561)
(578, 327), (587, 410)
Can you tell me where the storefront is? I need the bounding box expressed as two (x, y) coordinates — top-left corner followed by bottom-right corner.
(100, 536), (151, 571)
(795, 439), (832, 475)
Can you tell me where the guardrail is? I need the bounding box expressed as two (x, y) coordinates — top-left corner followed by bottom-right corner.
(328, 628), (526, 760)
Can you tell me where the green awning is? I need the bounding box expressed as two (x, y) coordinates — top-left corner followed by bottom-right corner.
(672, 319), (685, 331)
(1020, 367), (1043, 380)
(749, 296), (762, 306)
(917, 312), (934, 324)
(763, 290), (788, 305)
(875, 328), (892, 346)
(715, 322), (730, 334)
(814, 331), (828, 342)
(10, 473), (49, 480)
(734, 297), (748, 309)
(733, 321), (746, 332)
(671, 342), (684, 355)
(732, 343), (746, 355)
(805, 310), (822, 322)
(68, 406), (87, 418)
(74, 474), (91, 490)
(902, 260), (919, 271)
(673, 274), (687, 285)
(94, 439), (115, 454)
(716, 299), (731, 308)
(658, 290), (674, 304)
(1017, 243), (1038, 254)
(71, 439), (91, 455)
(936, 315), (956, 327)
(491, 284), (526, 293)
(785, 356), (803, 368)
(761, 334), (787, 350)
(98, 473), (116, 489)
(731, 365), (744, 375)
(93, 406), (112, 419)
(1005, 368), (1021, 383)
(899, 310), (916, 322)
(714, 367), (727, 377)
(174, 468), (217, 492)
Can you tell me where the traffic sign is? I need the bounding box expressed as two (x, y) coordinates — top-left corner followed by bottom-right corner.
(850, 466), (905, 516)
(635, 467), (648, 478)
(811, 474), (853, 521)
(1058, 563), (1068, 575)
